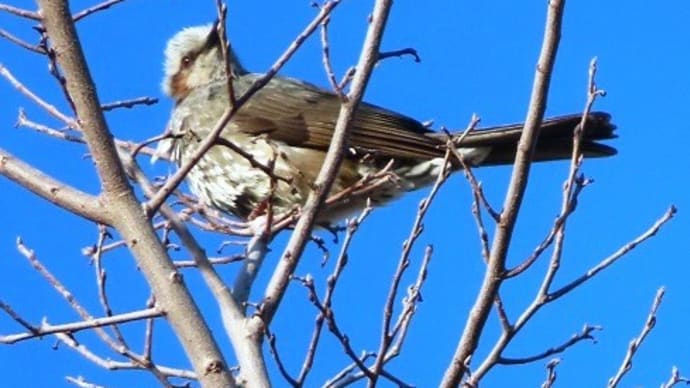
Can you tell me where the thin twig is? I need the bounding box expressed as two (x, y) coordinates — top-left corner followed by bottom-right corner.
(377, 47), (420, 63)
(541, 358), (560, 388)
(297, 204), (373, 385)
(0, 308), (162, 344)
(55, 332), (195, 381)
(320, 16), (344, 98)
(72, 0), (126, 22)
(0, 29), (45, 53)
(608, 287), (666, 387)
(101, 96), (158, 111)
(0, 4), (41, 20)
(498, 325), (599, 365)
(370, 150), (450, 386)
(0, 63), (78, 128)
(661, 366), (690, 388)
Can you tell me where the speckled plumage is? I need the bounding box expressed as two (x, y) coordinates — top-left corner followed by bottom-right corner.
(156, 24), (617, 222)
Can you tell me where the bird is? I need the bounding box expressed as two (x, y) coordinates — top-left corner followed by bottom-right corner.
(155, 23), (617, 223)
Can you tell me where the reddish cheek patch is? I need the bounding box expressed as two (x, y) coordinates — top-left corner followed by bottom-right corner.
(170, 70), (190, 101)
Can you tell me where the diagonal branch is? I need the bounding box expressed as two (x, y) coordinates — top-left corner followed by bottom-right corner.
(260, 0), (394, 327)
(441, 0), (566, 385)
(0, 148), (109, 223)
(608, 287), (665, 387)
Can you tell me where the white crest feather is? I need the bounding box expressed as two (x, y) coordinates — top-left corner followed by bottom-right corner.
(161, 24), (214, 96)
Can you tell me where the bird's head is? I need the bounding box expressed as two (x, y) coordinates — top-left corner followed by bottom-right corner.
(161, 22), (245, 102)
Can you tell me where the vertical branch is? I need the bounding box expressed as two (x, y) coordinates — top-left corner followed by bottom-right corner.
(441, 0), (566, 385)
(35, 2), (235, 386)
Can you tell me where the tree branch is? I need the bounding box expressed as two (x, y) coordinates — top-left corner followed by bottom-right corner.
(441, 1), (566, 385)
(36, 2), (234, 386)
(260, 0), (393, 327)
(0, 148), (109, 223)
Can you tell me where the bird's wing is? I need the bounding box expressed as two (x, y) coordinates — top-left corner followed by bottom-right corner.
(231, 75), (446, 160)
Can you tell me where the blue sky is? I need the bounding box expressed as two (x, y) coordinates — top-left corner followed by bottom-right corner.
(1, 0), (689, 387)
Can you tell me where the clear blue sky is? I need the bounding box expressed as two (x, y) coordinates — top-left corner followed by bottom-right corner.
(1, 1), (689, 387)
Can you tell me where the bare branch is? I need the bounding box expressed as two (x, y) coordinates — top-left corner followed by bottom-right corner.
(261, 0), (391, 327)
(0, 4), (41, 20)
(0, 28), (46, 53)
(662, 367), (690, 388)
(498, 325), (599, 365)
(72, 0), (126, 22)
(320, 16), (344, 98)
(550, 207), (675, 299)
(0, 308), (162, 344)
(65, 376), (105, 388)
(55, 332), (196, 381)
(442, 1), (566, 384)
(0, 148), (108, 223)
(36, 2), (234, 385)
(101, 96), (158, 111)
(118, 149), (266, 385)
(377, 47), (420, 63)
(541, 359), (560, 388)
(608, 287), (665, 388)
(0, 63), (78, 128)
(296, 205), (372, 385)
(370, 151), (450, 385)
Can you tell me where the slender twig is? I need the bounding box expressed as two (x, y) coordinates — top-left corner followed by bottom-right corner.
(377, 47), (420, 63)
(72, 0), (126, 22)
(550, 207), (675, 299)
(608, 287), (665, 387)
(0, 4), (41, 20)
(55, 332), (195, 381)
(65, 376), (105, 388)
(0, 63), (78, 128)
(295, 275), (373, 379)
(0, 308), (162, 344)
(335, 246), (433, 387)
(661, 366), (690, 388)
(498, 325), (599, 364)
(369, 150), (450, 386)
(320, 16), (344, 98)
(536, 58), (603, 295)
(101, 96), (158, 111)
(297, 204), (373, 385)
(541, 359), (560, 388)
(214, 1), (237, 107)
(266, 328), (299, 386)
(0, 29), (45, 53)
(324, 352), (376, 387)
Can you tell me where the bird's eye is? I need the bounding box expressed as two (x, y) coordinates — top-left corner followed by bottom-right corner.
(181, 55), (192, 69)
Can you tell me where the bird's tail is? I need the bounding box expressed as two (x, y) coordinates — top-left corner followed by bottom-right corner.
(442, 112), (617, 166)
